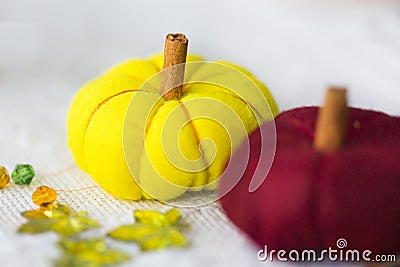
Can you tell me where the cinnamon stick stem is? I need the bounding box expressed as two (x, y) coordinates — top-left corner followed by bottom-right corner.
(313, 87), (348, 152)
(160, 33), (188, 100)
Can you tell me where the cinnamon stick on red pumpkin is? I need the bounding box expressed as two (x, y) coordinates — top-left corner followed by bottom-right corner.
(313, 87), (348, 152)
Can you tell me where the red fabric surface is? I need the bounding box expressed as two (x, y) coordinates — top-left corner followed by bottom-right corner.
(219, 106), (400, 255)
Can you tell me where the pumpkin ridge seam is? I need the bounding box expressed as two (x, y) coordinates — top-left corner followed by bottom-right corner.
(178, 100), (209, 188)
(136, 98), (164, 188)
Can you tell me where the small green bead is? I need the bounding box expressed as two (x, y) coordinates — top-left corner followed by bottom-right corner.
(11, 164), (35, 185)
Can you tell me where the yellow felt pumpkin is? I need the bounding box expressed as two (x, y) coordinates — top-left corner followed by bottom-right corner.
(67, 33), (278, 201)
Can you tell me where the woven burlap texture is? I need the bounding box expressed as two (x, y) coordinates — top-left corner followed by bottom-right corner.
(0, 157), (271, 267)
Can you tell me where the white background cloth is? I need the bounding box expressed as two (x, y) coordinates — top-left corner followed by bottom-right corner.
(1, 0), (399, 266)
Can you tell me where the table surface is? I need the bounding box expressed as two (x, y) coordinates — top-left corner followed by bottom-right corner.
(1, 1), (399, 266)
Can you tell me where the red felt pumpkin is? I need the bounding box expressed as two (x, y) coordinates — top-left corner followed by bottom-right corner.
(219, 89), (400, 256)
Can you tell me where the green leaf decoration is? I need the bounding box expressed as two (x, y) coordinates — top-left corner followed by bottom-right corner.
(108, 208), (189, 251)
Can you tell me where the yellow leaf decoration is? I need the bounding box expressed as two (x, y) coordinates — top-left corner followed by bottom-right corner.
(55, 237), (130, 267)
(17, 185), (189, 265)
(17, 186), (130, 266)
(21, 204), (71, 220)
(18, 203), (99, 236)
(108, 208), (189, 251)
